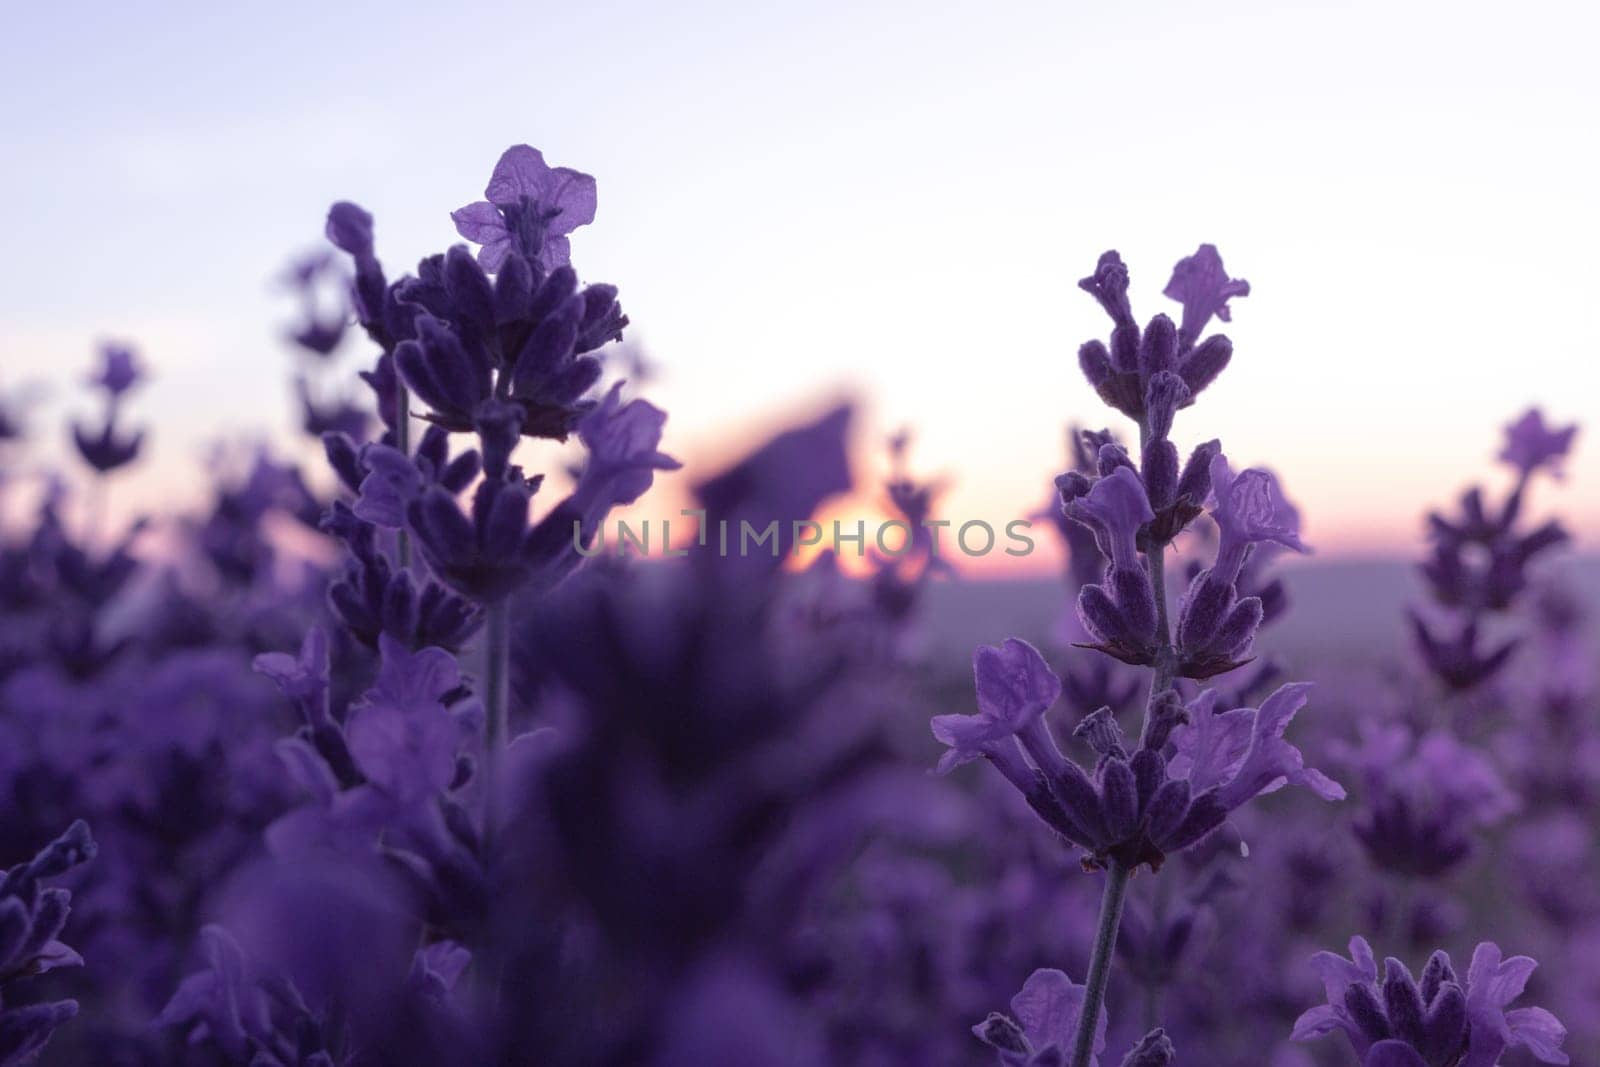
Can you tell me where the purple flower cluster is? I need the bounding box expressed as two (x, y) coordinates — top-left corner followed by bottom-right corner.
(0, 149), (1591, 1067)
(931, 246), (1582, 1067)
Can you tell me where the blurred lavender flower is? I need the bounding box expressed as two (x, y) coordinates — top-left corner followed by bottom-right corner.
(1499, 408), (1577, 479)
(85, 344), (143, 397)
(0, 820), (95, 1066)
(279, 249), (350, 358)
(1411, 408), (1576, 693)
(1292, 936), (1568, 1066)
(973, 968), (1107, 1066)
(71, 344), (147, 475)
(1335, 724), (1515, 880)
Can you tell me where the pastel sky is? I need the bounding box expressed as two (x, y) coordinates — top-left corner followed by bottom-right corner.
(2, 0), (1595, 571)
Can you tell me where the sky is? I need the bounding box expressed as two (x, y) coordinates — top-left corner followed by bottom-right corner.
(1, 0), (1596, 572)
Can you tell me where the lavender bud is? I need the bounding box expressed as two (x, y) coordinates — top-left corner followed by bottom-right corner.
(1110, 565), (1158, 642)
(1142, 439), (1179, 512)
(1211, 596), (1265, 657)
(443, 244), (496, 333)
(1138, 314), (1179, 378)
(1156, 788), (1226, 851)
(1418, 950), (1456, 1004)
(1110, 322), (1141, 375)
(1079, 339), (1114, 390)
(1343, 983), (1392, 1044)
(1048, 761), (1111, 848)
(1100, 758), (1139, 843)
(1382, 959), (1426, 1048)
(493, 251), (535, 323)
(1143, 778), (1191, 844)
(1078, 583), (1127, 646)
(1175, 438), (1221, 504)
(1177, 570), (1233, 651)
(1178, 333), (1232, 395)
(1130, 748), (1165, 809)
(1421, 982), (1468, 1063)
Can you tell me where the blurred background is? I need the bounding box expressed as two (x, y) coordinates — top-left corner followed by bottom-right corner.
(2, 0), (1595, 567)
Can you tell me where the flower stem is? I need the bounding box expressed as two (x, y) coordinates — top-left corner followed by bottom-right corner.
(395, 383), (412, 570)
(482, 598), (509, 846)
(1148, 545), (1170, 646)
(1070, 858), (1130, 1067)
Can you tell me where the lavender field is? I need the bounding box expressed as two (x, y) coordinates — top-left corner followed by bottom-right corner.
(3, 6), (1598, 1064)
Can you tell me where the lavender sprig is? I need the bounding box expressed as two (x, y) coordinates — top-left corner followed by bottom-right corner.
(940, 246), (1343, 1066)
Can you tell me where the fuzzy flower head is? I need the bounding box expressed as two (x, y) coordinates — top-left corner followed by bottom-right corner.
(931, 638), (1061, 774)
(452, 145), (598, 272)
(1292, 937), (1568, 1067)
(1499, 408), (1577, 479)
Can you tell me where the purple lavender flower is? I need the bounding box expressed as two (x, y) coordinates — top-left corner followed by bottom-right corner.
(1168, 684), (1345, 811)
(1292, 936), (1569, 1066)
(934, 643), (1340, 870)
(1161, 243), (1251, 350)
(70, 345), (147, 475)
(933, 638), (1064, 776)
(1499, 408), (1577, 479)
(1335, 724), (1514, 879)
(566, 382), (682, 530)
(279, 248), (350, 358)
(452, 145), (598, 272)
(973, 967), (1108, 1066)
(344, 636), (472, 807)
(1174, 454), (1308, 678)
(1067, 469), (1160, 666)
(0, 821), (95, 1066)
(86, 343), (143, 397)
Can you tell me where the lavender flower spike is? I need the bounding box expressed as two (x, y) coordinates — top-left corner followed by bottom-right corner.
(1292, 936), (1568, 1067)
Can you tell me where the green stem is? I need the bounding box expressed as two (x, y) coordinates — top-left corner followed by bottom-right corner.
(1070, 859), (1130, 1067)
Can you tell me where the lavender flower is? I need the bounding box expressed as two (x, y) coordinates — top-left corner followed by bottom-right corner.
(973, 968), (1108, 1066)
(0, 821), (95, 1066)
(71, 345), (147, 475)
(1161, 243), (1251, 350)
(452, 144), (598, 272)
(1292, 936), (1569, 1066)
(1499, 408), (1577, 479)
(933, 641), (1341, 870)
